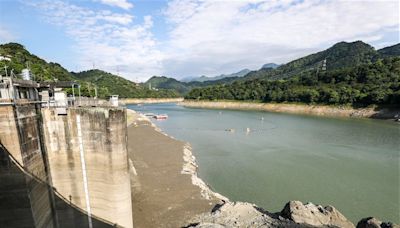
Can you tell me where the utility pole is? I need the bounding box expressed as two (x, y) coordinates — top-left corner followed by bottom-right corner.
(4, 65), (8, 77)
(72, 84), (75, 99)
(322, 59), (327, 71)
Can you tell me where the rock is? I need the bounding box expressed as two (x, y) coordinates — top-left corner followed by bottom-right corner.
(281, 200), (355, 228)
(356, 217), (400, 228)
(185, 202), (313, 227)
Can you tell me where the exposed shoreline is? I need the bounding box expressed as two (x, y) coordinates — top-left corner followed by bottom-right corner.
(125, 108), (398, 228)
(181, 100), (400, 120)
(122, 97), (184, 104)
(126, 109), (222, 227)
(128, 109), (227, 202)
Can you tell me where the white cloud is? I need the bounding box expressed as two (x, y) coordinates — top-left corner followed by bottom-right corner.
(30, 0), (162, 82)
(26, 0), (400, 81)
(97, 0), (133, 10)
(162, 0), (400, 78)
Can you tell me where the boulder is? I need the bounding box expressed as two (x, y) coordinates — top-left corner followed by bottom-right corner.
(280, 200), (355, 228)
(356, 217), (400, 228)
(185, 201), (313, 227)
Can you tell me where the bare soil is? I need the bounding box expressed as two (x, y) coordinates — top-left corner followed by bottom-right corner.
(127, 115), (219, 228)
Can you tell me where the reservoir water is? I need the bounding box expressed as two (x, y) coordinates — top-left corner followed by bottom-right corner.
(128, 103), (400, 223)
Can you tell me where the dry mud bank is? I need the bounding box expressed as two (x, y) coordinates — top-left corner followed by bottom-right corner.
(126, 110), (221, 227)
(181, 100), (400, 120)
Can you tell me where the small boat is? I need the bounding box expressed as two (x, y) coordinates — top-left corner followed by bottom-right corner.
(225, 128), (235, 132)
(154, 114), (168, 120)
(144, 113), (155, 117)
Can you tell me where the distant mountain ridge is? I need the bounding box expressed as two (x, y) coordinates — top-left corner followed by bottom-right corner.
(261, 63), (279, 69)
(182, 68), (251, 82)
(144, 75), (238, 95)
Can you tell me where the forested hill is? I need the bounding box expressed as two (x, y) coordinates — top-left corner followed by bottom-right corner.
(145, 41), (400, 97)
(242, 41), (390, 81)
(144, 75), (238, 95)
(182, 68), (251, 82)
(186, 55), (400, 106)
(0, 43), (179, 98)
(0, 43), (73, 81)
(378, 43), (400, 57)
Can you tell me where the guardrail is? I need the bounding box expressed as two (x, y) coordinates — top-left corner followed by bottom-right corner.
(0, 97), (125, 109)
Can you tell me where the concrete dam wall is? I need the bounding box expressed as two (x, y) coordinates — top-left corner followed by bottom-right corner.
(42, 107), (133, 228)
(0, 102), (133, 228)
(0, 101), (56, 228)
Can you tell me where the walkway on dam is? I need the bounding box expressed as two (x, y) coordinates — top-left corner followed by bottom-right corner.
(127, 112), (220, 228)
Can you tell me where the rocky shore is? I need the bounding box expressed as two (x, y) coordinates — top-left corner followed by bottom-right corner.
(181, 100), (400, 120)
(126, 109), (399, 228)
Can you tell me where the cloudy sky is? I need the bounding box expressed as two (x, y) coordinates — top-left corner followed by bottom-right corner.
(0, 0), (399, 82)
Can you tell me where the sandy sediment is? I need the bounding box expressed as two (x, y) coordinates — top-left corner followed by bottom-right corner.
(122, 98), (184, 104)
(126, 110), (222, 228)
(181, 100), (400, 120)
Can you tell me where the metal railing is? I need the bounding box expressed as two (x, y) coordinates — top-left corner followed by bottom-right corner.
(40, 97), (124, 108)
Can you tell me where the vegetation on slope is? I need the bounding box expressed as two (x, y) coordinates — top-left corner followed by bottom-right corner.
(0, 43), (179, 98)
(144, 75), (239, 95)
(242, 41), (380, 81)
(183, 68), (251, 82)
(186, 57), (400, 106)
(0, 43), (73, 81)
(73, 70), (179, 98)
(378, 43), (400, 57)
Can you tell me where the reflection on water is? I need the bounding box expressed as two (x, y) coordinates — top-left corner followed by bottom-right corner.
(129, 103), (400, 223)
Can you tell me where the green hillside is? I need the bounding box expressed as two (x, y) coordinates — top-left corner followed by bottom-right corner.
(378, 43), (400, 57)
(0, 43), (178, 98)
(0, 43), (73, 81)
(243, 41), (379, 81)
(73, 70), (179, 98)
(144, 75), (238, 95)
(144, 76), (191, 94)
(147, 41), (399, 97)
(186, 41), (400, 107)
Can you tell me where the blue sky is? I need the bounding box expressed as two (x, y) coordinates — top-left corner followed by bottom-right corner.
(0, 0), (399, 82)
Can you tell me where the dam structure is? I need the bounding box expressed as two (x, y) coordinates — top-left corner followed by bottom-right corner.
(0, 75), (133, 228)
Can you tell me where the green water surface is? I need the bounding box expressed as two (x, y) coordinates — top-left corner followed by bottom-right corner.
(128, 103), (400, 223)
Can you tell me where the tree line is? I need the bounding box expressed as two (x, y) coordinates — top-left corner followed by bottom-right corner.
(185, 57), (400, 106)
